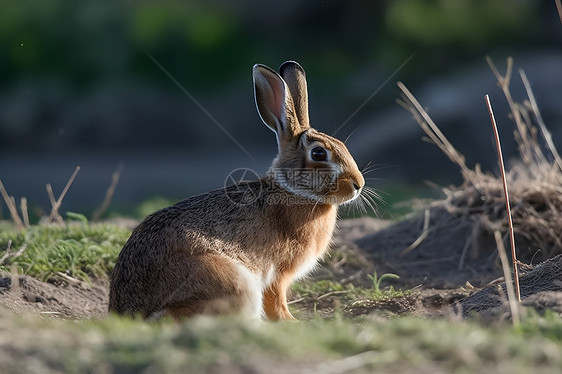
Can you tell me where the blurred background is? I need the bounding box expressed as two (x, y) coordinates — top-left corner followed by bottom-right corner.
(0, 0), (560, 221)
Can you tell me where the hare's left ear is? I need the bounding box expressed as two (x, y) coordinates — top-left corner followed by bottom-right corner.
(253, 64), (293, 138)
(279, 61), (310, 129)
(253, 63), (309, 145)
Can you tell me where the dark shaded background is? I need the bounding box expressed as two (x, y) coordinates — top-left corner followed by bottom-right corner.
(0, 0), (560, 220)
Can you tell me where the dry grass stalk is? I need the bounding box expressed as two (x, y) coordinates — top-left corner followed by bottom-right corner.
(20, 197), (30, 228)
(92, 163), (123, 221)
(56, 271), (91, 289)
(48, 166), (80, 224)
(487, 57), (553, 173)
(400, 208), (430, 257)
(0, 240), (12, 264)
(46, 184), (63, 224)
(0, 240), (27, 267)
(10, 264), (20, 293)
(396, 82), (476, 184)
(494, 230), (520, 325)
(486, 94), (521, 302)
(0, 179), (25, 230)
(519, 69), (562, 172)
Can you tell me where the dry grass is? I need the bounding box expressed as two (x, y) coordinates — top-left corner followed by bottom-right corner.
(397, 57), (562, 263)
(392, 56), (562, 320)
(92, 163), (123, 221)
(1, 163), (125, 228)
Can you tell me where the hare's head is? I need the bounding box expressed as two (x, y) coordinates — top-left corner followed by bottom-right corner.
(253, 61), (364, 205)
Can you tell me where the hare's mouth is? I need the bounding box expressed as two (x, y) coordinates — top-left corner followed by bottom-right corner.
(333, 190), (362, 205)
(323, 176), (364, 205)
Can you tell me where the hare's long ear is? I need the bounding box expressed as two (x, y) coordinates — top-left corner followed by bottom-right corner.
(279, 61), (310, 130)
(253, 64), (300, 142)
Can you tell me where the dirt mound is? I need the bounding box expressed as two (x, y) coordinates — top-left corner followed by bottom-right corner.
(356, 206), (501, 288)
(456, 254), (562, 320)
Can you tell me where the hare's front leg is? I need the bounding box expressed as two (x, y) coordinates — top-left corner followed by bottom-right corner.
(263, 275), (296, 321)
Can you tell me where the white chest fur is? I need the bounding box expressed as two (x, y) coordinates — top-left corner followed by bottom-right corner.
(292, 255), (320, 281)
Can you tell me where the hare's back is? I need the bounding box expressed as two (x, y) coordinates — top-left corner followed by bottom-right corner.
(109, 180), (268, 315)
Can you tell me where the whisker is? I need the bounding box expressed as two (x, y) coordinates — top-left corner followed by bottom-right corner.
(344, 127), (360, 144)
(360, 194), (377, 216)
(360, 196), (370, 214)
(361, 161), (374, 173)
(359, 186), (388, 218)
(360, 164), (398, 176)
(363, 186), (388, 203)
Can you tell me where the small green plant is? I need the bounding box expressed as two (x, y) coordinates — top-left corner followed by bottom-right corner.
(66, 212), (89, 225)
(368, 271), (400, 293)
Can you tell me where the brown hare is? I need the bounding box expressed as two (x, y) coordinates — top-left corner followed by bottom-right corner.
(108, 61), (365, 321)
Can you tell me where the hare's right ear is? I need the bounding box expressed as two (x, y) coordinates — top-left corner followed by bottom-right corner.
(253, 64), (298, 142)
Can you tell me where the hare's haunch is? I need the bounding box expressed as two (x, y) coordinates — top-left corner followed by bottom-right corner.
(108, 61), (365, 321)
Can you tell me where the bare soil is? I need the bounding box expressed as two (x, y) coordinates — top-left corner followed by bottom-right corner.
(0, 275), (108, 319)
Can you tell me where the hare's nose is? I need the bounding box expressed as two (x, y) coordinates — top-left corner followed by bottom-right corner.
(353, 173), (365, 191)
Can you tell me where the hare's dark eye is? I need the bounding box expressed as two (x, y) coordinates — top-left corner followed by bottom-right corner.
(311, 147), (327, 161)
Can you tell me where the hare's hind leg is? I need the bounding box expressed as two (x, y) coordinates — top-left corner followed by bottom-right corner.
(164, 254), (263, 320)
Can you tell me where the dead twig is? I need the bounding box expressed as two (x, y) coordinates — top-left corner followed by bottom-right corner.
(46, 184), (57, 209)
(519, 69), (562, 172)
(10, 264), (20, 293)
(46, 184), (63, 224)
(20, 197), (30, 228)
(48, 166), (81, 224)
(487, 57), (546, 170)
(56, 271), (91, 289)
(400, 208), (430, 257)
(0, 180), (25, 230)
(494, 230), (521, 325)
(0, 240), (27, 267)
(486, 94), (521, 303)
(397, 82), (481, 194)
(287, 297), (306, 305)
(92, 163), (123, 221)
(458, 234), (473, 271)
(316, 290), (351, 300)
(0, 240), (11, 265)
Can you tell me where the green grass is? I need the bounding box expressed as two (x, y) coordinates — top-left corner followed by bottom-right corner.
(292, 278), (410, 306)
(3, 309), (562, 374)
(0, 222), (130, 282)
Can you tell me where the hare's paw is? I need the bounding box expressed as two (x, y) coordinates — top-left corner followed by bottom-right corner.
(263, 275), (298, 321)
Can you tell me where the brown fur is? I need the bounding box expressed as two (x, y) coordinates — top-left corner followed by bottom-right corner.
(108, 61), (364, 321)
